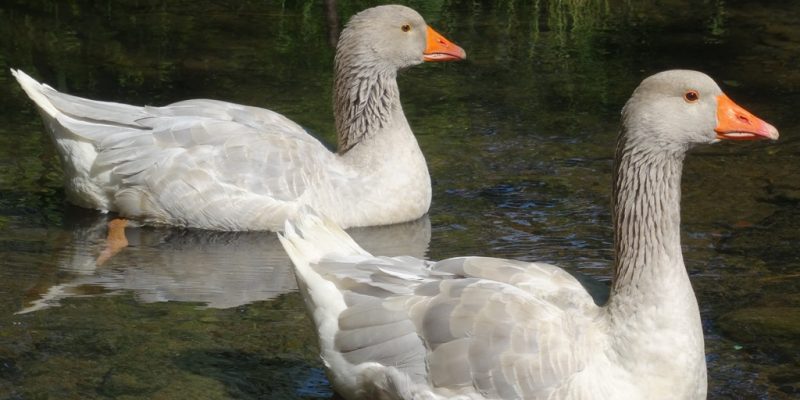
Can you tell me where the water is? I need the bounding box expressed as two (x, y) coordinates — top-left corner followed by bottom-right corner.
(1, 0), (798, 398)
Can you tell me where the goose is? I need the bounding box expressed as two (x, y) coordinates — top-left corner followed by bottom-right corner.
(11, 5), (465, 231)
(278, 70), (779, 400)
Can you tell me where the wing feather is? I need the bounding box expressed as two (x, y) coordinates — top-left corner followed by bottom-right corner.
(13, 69), (344, 229)
(280, 213), (613, 398)
(308, 252), (604, 398)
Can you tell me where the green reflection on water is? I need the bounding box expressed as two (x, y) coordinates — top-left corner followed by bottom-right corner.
(3, 293), (323, 399)
(1, 0), (799, 398)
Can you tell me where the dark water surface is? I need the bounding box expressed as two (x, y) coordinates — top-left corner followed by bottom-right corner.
(1, 0), (799, 399)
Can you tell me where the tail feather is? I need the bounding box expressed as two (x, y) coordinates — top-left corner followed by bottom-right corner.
(12, 68), (60, 117)
(280, 210), (370, 264)
(11, 69), (148, 126)
(278, 210), (370, 316)
(278, 209), (380, 396)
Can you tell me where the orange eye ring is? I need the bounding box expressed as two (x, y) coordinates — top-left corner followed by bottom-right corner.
(684, 90), (699, 103)
(401, 24), (411, 32)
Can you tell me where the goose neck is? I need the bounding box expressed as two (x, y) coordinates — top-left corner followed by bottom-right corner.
(333, 55), (403, 154)
(610, 135), (687, 295)
(605, 134), (706, 397)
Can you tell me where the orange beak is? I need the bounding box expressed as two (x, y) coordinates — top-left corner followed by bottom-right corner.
(423, 26), (466, 62)
(715, 94), (779, 141)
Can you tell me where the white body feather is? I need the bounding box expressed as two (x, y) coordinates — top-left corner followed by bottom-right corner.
(12, 69), (430, 231)
(279, 213), (702, 400)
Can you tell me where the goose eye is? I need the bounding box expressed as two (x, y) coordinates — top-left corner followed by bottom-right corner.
(684, 90), (699, 103)
(401, 24), (411, 32)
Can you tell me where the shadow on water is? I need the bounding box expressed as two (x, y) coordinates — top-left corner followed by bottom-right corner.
(0, 0), (799, 398)
(173, 350), (332, 399)
(710, 194), (800, 397)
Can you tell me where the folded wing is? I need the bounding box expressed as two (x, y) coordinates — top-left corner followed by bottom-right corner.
(14, 70), (351, 229)
(281, 214), (607, 399)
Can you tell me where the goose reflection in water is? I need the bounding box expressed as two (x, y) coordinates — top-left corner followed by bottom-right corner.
(17, 207), (431, 314)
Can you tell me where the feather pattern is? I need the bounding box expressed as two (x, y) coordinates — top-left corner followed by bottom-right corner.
(280, 213), (611, 400)
(12, 5), (464, 230)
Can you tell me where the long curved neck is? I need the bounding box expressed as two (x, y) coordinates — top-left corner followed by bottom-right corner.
(333, 51), (402, 154)
(610, 134), (686, 295)
(325, 44), (431, 227)
(606, 132), (707, 398)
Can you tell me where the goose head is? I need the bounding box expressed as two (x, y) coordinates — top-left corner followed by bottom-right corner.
(336, 5), (466, 72)
(621, 70), (779, 150)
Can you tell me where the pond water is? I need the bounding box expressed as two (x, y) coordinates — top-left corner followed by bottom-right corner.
(1, 0), (799, 399)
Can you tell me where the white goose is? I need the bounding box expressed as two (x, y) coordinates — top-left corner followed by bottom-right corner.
(279, 70), (779, 400)
(12, 5), (465, 231)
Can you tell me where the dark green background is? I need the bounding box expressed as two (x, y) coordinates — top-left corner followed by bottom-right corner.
(1, 1), (798, 398)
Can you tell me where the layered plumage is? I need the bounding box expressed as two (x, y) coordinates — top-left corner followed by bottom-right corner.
(279, 70), (779, 399)
(12, 5), (465, 231)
